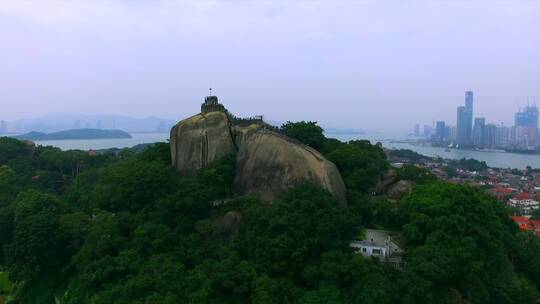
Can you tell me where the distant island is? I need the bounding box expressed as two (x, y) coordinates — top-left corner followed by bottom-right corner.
(14, 128), (132, 141)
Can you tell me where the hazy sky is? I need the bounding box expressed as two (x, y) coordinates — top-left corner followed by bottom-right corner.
(1, 1), (539, 132)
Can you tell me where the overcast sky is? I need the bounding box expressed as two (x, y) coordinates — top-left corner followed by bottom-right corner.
(1, 1), (539, 132)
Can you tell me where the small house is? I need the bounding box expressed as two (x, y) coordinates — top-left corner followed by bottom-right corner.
(350, 229), (403, 267)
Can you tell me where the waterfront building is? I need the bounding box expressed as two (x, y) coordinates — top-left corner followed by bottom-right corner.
(457, 106), (471, 146)
(515, 105), (538, 129)
(514, 105), (539, 148)
(423, 125), (433, 137)
(514, 126), (536, 149)
(465, 91), (473, 112)
(484, 124), (498, 148)
(473, 117), (485, 147)
(447, 125), (457, 143)
(496, 125), (510, 147)
(456, 91), (474, 147)
(414, 124), (420, 137)
(435, 121), (446, 143)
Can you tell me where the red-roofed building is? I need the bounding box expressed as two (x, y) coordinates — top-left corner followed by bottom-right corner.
(512, 216), (540, 236)
(488, 187), (515, 201)
(514, 192), (531, 200)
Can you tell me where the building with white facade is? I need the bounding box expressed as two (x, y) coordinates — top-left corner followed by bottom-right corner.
(350, 229), (403, 267)
(507, 197), (539, 216)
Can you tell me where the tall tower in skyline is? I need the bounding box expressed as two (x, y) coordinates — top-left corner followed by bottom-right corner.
(465, 91), (474, 112)
(456, 91), (474, 147)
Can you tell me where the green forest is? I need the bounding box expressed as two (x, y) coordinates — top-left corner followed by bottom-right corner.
(0, 122), (539, 304)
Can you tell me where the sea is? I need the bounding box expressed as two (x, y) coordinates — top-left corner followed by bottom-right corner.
(33, 133), (170, 151)
(29, 132), (540, 170)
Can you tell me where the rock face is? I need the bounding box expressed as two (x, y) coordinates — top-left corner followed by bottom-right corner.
(170, 96), (346, 204)
(233, 123), (263, 149)
(387, 180), (412, 200)
(374, 169), (397, 194)
(233, 131), (347, 204)
(170, 111), (236, 176)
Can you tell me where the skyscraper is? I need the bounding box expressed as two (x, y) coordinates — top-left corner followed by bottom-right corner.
(473, 117), (485, 147)
(435, 121), (446, 143)
(414, 124), (420, 137)
(423, 125), (433, 137)
(484, 124), (498, 148)
(465, 91), (473, 112)
(456, 91), (474, 147)
(514, 105), (539, 148)
(515, 105), (539, 129)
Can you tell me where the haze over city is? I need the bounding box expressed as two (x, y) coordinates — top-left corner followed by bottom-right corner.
(1, 1), (540, 132)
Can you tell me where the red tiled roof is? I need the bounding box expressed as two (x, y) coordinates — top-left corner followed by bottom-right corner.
(512, 216), (540, 236)
(513, 192), (531, 200)
(512, 216), (530, 224)
(492, 187), (514, 194)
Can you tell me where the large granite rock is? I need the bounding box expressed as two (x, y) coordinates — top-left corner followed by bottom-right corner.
(233, 123), (265, 149)
(170, 106), (346, 204)
(233, 131), (347, 204)
(170, 112), (236, 176)
(387, 180), (412, 200)
(374, 169), (397, 194)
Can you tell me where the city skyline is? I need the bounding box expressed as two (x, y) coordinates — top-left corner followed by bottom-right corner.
(425, 90), (540, 150)
(1, 1), (540, 132)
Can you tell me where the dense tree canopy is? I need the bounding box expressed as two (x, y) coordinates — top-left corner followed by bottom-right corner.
(280, 121), (325, 150)
(0, 134), (538, 304)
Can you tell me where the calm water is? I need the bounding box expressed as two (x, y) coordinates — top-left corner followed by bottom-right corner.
(34, 133), (169, 151)
(32, 132), (540, 169)
(328, 133), (540, 170)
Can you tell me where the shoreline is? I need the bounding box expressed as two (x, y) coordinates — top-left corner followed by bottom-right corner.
(389, 140), (539, 156)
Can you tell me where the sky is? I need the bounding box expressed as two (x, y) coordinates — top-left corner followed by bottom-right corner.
(1, 1), (540, 132)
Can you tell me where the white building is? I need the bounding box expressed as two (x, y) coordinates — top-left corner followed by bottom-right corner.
(350, 229), (403, 266)
(507, 198), (540, 215)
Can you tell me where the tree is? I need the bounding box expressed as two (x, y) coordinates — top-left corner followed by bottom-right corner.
(389, 149), (426, 162)
(235, 185), (355, 279)
(281, 121), (325, 150)
(326, 140), (388, 193)
(399, 182), (538, 303)
(531, 208), (540, 220)
(7, 190), (70, 302)
(397, 164), (436, 184)
(0, 137), (33, 165)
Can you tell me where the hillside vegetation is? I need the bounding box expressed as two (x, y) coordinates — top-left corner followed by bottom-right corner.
(0, 123), (539, 303)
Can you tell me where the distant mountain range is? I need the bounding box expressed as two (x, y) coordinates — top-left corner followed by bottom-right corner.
(5, 114), (176, 134)
(14, 129), (132, 141)
(2, 114), (365, 136)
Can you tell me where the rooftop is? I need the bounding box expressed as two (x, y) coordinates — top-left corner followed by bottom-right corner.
(511, 216), (540, 236)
